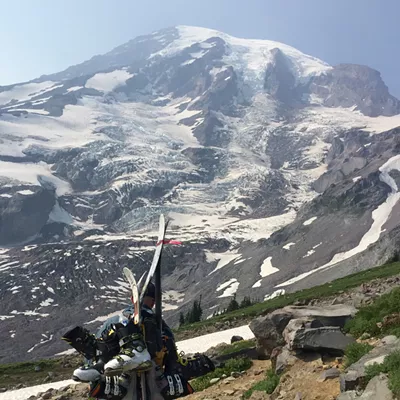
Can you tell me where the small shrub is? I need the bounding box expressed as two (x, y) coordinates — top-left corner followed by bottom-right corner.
(344, 342), (373, 368)
(243, 369), (280, 398)
(364, 363), (384, 383)
(388, 368), (400, 398)
(220, 339), (256, 356)
(364, 351), (400, 396)
(345, 287), (400, 338)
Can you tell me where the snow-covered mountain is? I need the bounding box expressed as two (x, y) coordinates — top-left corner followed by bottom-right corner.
(1, 26), (400, 362)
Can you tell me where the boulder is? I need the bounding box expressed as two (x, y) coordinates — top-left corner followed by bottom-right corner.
(336, 392), (358, 400)
(340, 336), (400, 392)
(250, 305), (356, 357)
(318, 368), (341, 382)
(283, 318), (355, 353)
(231, 335), (244, 344)
(271, 345), (297, 374)
(359, 374), (393, 399)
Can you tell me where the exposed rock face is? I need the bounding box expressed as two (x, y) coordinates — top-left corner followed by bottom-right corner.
(0, 186), (55, 244)
(309, 64), (400, 117)
(250, 305), (356, 358)
(283, 320), (354, 353)
(340, 336), (400, 392)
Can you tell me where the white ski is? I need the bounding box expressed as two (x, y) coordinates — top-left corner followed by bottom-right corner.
(139, 214), (166, 304)
(123, 267), (140, 325)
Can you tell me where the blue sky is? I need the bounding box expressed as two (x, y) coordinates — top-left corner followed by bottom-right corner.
(1, 0), (399, 97)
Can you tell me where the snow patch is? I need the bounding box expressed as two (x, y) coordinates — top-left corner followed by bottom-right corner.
(303, 216), (317, 226)
(264, 289), (285, 301)
(252, 279), (262, 288)
(283, 242), (295, 250)
(40, 298), (54, 307)
(209, 251), (239, 275)
(216, 278), (239, 298)
(303, 249), (315, 258)
(0, 161), (71, 196)
(260, 257), (279, 278)
(0, 81), (56, 106)
(85, 70), (133, 92)
(17, 189), (35, 195)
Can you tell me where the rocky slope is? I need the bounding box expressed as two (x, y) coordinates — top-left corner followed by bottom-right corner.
(1, 25), (400, 362)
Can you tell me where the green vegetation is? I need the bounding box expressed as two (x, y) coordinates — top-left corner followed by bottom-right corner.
(365, 351), (400, 397)
(243, 369), (280, 398)
(180, 297), (203, 326)
(176, 261), (400, 336)
(0, 357), (77, 389)
(190, 357), (252, 392)
(219, 339), (256, 356)
(345, 286), (400, 338)
(343, 342), (374, 368)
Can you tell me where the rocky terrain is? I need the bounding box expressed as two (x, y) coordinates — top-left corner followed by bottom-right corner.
(4, 274), (400, 400)
(1, 25), (400, 362)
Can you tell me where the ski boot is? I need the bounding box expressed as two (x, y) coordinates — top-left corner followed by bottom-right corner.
(155, 366), (194, 399)
(104, 321), (152, 376)
(173, 352), (215, 381)
(62, 326), (97, 360)
(162, 333), (215, 380)
(89, 374), (129, 400)
(71, 327), (120, 382)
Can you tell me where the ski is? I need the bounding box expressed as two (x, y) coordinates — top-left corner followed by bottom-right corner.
(137, 271), (146, 293)
(139, 214), (167, 304)
(123, 267), (140, 325)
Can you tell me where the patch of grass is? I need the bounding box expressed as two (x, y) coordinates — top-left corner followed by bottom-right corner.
(344, 342), (374, 368)
(190, 357), (252, 392)
(0, 358), (76, 389)
(364, 351), (400, 397)
(220, 339), (256, 356)
(175, 262), (400, 336)
(345, 286), (400, 338)
(243, 369), (280, 399)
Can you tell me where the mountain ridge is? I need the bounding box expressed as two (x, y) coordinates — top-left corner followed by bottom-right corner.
(1, 25), (400, 362)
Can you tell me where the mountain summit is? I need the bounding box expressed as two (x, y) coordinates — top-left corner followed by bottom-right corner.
(1, 26), (400, 361)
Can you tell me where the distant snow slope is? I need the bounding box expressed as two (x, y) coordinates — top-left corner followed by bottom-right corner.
(153, 25), (331, 89)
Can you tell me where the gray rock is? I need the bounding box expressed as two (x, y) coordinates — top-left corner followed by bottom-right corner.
(34, 365), (42, 372)
(336, 392), (358, 400)
(318, 368), (341, 382)
(231, 335), (244, 344)
(283, 318), (355, 353)
(250, 305), (356, 358)
(309, 64), (400, 117)
(209, 378), (220, 385)
(0, 186), (55, 245)
(275, 346), (297, 374)
(340, 337), (400, 391)
(359, 374), (393, 399)
(380, 336), (398, 346)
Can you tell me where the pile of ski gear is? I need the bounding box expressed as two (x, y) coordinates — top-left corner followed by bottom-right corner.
(62, 215), (214, 400)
